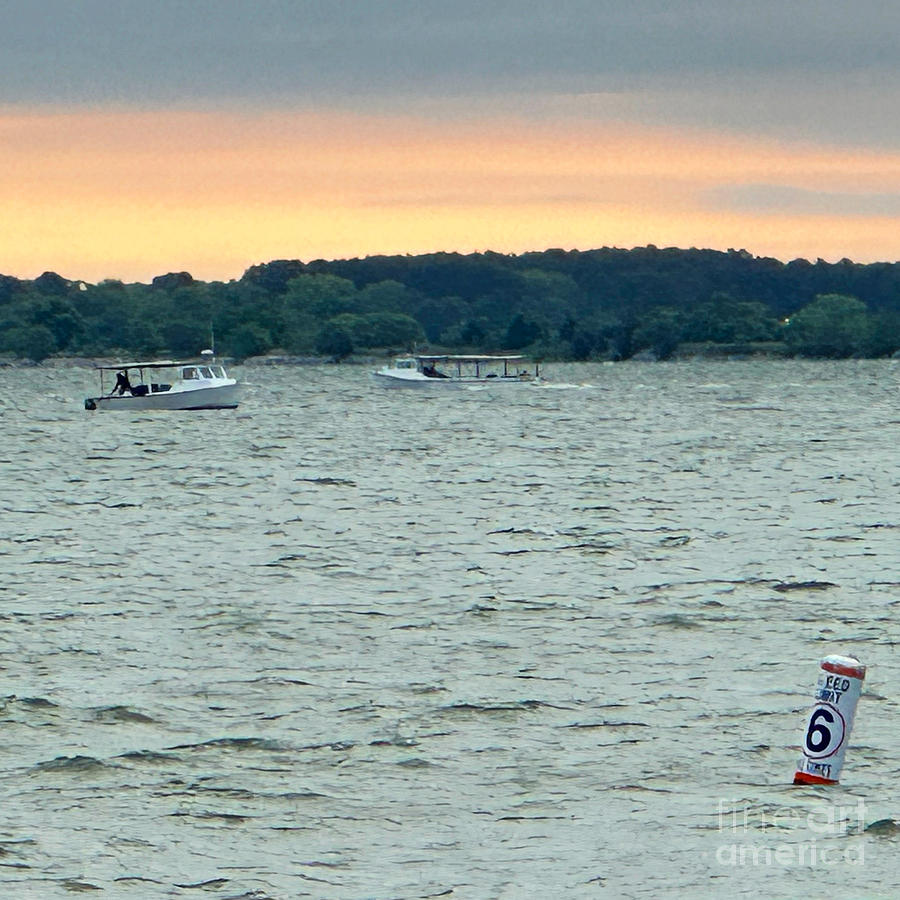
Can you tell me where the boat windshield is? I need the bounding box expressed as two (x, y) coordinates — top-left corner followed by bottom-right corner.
(181, 365), (224, 379)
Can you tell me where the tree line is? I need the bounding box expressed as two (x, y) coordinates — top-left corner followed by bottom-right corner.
(2, 246), (900, 362)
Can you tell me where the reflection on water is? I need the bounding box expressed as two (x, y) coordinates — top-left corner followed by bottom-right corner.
(1, 360), (899, 897)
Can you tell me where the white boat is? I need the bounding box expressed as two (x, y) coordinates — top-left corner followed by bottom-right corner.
(372, 354), (543, 388)
(84, 351), (240, 411)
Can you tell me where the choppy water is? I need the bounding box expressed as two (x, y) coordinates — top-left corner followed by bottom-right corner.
(1, 359), (900, 899)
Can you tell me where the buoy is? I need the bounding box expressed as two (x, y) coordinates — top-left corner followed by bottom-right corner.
(793, 655), (865, 785)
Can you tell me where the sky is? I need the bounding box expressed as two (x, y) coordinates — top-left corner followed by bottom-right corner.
(4, 0), (900, 283)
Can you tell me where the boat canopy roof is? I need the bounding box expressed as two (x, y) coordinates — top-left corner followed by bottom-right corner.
(95, 360), (201, 370)
(414, 354), (527, 362)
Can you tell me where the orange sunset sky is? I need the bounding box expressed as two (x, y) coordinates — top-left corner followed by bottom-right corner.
(3, 2), (900, 283)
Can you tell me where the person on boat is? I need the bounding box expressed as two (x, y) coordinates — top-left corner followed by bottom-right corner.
(112, 370), (132, 395)
(422, 364), (447, 378)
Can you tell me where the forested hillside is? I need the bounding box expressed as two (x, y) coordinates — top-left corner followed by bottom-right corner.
(3, 246), (900, 361)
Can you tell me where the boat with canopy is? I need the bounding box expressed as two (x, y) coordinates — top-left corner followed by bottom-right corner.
(84, 350), (240, 410)
(372, 354), (544, 388)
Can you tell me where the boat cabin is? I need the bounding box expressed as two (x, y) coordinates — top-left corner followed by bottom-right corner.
(416, 355), (540, 380)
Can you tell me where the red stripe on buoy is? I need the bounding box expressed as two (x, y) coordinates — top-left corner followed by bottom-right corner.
(822, 659), (866, 679)
(793, 771), (837, 785)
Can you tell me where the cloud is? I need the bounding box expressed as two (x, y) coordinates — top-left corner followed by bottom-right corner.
(3, 1), (900, 114)
(708, 184), (900, 218)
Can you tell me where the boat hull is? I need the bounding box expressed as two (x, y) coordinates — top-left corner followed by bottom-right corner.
(86, 382), (240, 410)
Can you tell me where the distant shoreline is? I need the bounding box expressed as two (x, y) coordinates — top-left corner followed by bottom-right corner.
(0, 354), (375, 368)
(7, 345), (899, 368)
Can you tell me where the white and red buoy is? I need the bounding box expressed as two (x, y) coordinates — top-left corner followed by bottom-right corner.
(794, 655), (866, 785)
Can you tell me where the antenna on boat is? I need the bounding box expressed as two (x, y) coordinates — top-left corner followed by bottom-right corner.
(199, 324), (217, 364)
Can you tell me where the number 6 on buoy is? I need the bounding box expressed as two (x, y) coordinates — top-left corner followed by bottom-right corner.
(794, 655), (865, 785)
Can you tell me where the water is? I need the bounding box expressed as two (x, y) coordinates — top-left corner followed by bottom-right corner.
(1, 359), (899, 898)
